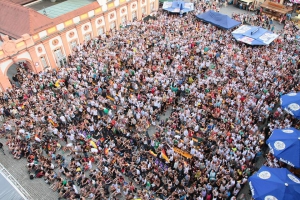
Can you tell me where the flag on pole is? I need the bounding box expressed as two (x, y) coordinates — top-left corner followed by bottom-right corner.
(48, 119), (59, 127)
(90, 140), (97, 149)
(161, 149), (170, 163)
(149, 150), (157, 157)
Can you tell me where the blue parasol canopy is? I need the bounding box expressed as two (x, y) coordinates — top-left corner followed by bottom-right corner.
(280, 92), (300, 119)
(249, 166), (300, 200)
(267, 127), (300, 168)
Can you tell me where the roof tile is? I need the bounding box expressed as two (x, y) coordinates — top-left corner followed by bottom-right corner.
(0, 1), (54, 38)
(7, 0), (36, 5)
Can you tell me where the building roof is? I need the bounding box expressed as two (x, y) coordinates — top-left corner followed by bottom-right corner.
(0, 1), (54, 38)
(32, 0), (95, 19)
(7, 0), (37, 5)
(0, 1), (100, 39)
(52, 1), (99, 25)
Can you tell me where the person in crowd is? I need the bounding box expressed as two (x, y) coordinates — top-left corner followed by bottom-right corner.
(0, 1), (299, 199)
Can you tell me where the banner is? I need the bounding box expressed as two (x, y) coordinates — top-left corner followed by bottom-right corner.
(107, 95), (115, 101)
(173, 147), (193, 159)
(259, 33), (279, 45)
(162, 2), (173, 9)
(238, 36), (254, 45)
(232, 25), (252, 34)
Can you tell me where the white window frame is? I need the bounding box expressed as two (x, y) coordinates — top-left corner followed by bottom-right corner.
(142, 6), (146, 14)
(40, 56), (48, 68)
(54, 48), (64, 60)
(69, 40), (78, 51)
(150, 2), (154, 11)
(132, 11), (137, 20)
(110, 21), (116, 30)
(84, 33), (91, 42)
(97, 27), (105, 36)
(53, 48), (65, 67)
(121, 16), (127, 25)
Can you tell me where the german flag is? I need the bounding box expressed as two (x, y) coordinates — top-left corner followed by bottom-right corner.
(161, 149), (170, 163)
(48, 119), (59, 127)
(149, 150), (157, 157)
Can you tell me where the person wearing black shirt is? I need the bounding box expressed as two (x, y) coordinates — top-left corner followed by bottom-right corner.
(0, 142), (5, 155)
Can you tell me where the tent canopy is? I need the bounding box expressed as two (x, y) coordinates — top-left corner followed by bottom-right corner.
(196, 10), (241, 30)
(232, 25), (279, 45)
(163, 1), (194, 14)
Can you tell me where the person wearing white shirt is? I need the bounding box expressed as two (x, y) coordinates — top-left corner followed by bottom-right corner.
(68, 133), (75, 142)
(60, 115), (66, 125)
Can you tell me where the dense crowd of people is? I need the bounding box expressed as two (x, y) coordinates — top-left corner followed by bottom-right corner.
(0, 2), (300, 200)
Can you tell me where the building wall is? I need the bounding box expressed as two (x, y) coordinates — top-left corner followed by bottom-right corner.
(0, 0), (159, 91)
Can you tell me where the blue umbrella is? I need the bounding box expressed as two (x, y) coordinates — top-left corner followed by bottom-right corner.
(267, 127), (300, 168)
(249, 166), (300, 200)
(280, 92), (300, 119)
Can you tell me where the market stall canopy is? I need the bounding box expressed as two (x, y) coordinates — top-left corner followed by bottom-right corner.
(162, 1), (194, 14)
(232, 25), (279, 45)
(267, 127), (300, 168)
(248, 166), (300, 200)
(195, 10), (241, 30)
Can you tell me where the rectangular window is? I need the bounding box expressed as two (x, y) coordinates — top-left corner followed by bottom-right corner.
(132, 11), (137, 20)
(98, 27), (105, 36)
(70, 40), (78, 51)
(54, 48), (66, 67)
(150, 3), (154, 11)
(40, 56), (48, 68)
(84, 33), (91, 42)
(54, 48), (64, 60)
(142, 7), (146, 14)
(110, 21), (116, 30)
(121, 16), (127, 24)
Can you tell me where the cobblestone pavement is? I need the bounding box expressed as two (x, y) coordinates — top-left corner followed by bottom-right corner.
(0, 138), (59, 200)
(0, 106), (171, 200)
(220, 5), (284, 31)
